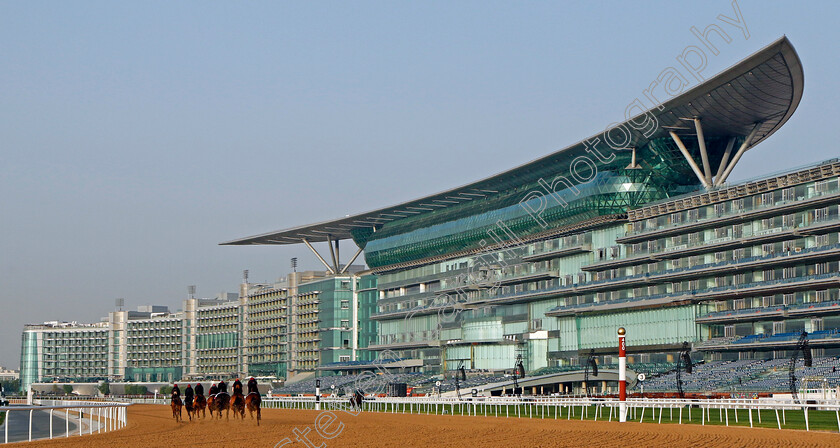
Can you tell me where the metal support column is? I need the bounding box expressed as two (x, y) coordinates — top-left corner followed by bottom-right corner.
(669, 131), (711, 189)
(339, 246), (364, 274)
(327, 236), (340, 274)
(714, 137), (737, 182)
(693, 118), (713, 186)
(302, 239), (335, 274)
(716, 123), (762, 186)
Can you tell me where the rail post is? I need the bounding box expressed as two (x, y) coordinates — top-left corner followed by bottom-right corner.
(618, 327), (627, 422)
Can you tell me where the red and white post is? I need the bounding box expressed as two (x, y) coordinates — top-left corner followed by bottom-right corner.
(618, 327), (627, 422)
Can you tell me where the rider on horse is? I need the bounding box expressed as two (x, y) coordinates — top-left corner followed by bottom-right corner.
(217, 380), (228, 394)
(184, 384), (194, 405)
(247, 377), (259, 395)
(171, 383), (181, 399)
(195, 382), (204, 396)
(232, 379), (243, 395)
(208, 383), (218, 397)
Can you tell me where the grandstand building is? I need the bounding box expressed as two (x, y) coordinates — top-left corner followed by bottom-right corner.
(223, 37), (840, 378)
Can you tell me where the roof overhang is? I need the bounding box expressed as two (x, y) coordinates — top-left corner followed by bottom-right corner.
(222, 36), (803, 247)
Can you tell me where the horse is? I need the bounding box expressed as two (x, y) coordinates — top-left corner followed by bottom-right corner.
(194, 393), (207, 419)
(184, 394), (195, 421)
(171, 395), (183, 422)
(245, 391), (261, 425)
(215, 391), (231, 420)
(230, 390), (246, 420)
(349, 390), (364, 411)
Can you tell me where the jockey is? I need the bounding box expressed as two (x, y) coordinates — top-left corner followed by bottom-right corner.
(247, 377), (259, 395)
(208, 383), (218, 397)
(184, 384), (194, 406)
(233, 378), (243, 395)
(194, 382), (204, 396)
(171, 384), (181, 399)
(217, 380), (228, 395)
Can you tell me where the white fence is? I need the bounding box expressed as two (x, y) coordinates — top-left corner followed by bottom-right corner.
(262, 396), (840, 433)
(2, 400), (129, 444)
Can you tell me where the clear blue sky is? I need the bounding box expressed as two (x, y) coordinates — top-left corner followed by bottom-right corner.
(2, 1), (838, 368)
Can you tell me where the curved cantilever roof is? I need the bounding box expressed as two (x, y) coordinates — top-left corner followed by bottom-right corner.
(223, 36), (803, 247)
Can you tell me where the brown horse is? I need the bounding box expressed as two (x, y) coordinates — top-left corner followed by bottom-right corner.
(194, 394), (207, 419)
(171, 395), (183, 422)
(230, 391), (246, 420)
(184, 394), (195, 421)
(215, 391), (231, 420)
(245, 392), (261, 425)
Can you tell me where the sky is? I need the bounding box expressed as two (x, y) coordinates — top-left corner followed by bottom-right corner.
(2, 1), (839, 369)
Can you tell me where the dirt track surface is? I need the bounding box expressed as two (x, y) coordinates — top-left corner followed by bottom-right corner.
(14, 404), (840, 448)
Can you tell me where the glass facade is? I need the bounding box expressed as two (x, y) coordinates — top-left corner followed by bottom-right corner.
(355, 137), (734, 268)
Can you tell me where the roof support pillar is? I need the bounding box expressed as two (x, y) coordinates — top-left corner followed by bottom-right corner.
(669, 131), (711, 189)
(715, 123), (763, 186)
(714, 137), (737, 182)
(303, 239), (335, 274)
(693, 118), (713, 186)
(327, 236), (340, 274)
(339, 246), (365, 274)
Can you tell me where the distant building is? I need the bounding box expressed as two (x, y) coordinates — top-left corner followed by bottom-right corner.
(0, 366), (19, 382)
(19, 268), (376, 392)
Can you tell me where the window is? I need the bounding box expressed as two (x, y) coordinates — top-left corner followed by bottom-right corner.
(764, 269), (776, 281)
(783, 267), (796, 279)
(688, 232), (700, 244)
(762, 296), (773, 307)
(773, 321), (785, 335)
(670, 213), (682, 224)
(816, 234), (829, 247)
(762, 243), (775, 255)
(715, 227), (728, 239)
(714, 203), (726, 216)
(816, 262), (830, 275)
(761, 192), (774, 205)
(783, 214), (795, 227)
(782, 188), (795, 202)
(340, 300), (350, 309)
(815, 180), (832, 193)
(688, 209), (699, 221)
(340, 319), (350, 328)
(815, 207), (829, 222)
(733, 199), (745, 211)
(783, 293), (795, 305)
(817, 290), (829, 302)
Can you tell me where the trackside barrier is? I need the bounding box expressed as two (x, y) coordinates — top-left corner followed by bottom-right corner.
(2, 400), (129, 444)
(261, 396), (840, 433)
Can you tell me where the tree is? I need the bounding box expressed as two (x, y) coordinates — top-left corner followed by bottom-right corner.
(0, 379), (19, 394)
(124, 384), (148, 395)
(98, 381), (110, 395)
(62, 385), (73, 395)
(159, 385), (173, 395)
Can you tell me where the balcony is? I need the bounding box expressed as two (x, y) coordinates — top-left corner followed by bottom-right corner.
(620, 192), (840, 244)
